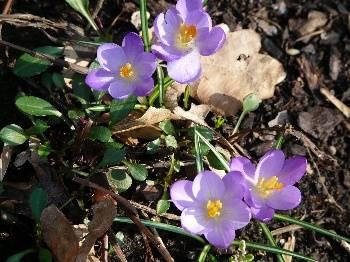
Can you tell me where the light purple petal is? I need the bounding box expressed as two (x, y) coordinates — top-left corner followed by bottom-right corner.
(196, 27), (226, 56)
(278, 157), (307, 185)
(181, 206), (209, 234)
(167, 49), (201, 84)
(248, 189), (266, 208)
(170, 180), (195, 211)
(221, 199), (251, 230)
(185, 10), (212, 30)
(229, 156), (256, 184)
(151, 43), (183, 61)
(267, 185), (302, 210)
(85, 68), (115, 91)
(122, 32), (144, 62)
(176, 0), (203, 20)
(108, 79), (135, 99)
(97, 43), (127, 72)
(133, 52), (157, 77)
(154, 8), (182, 46)
(192, 171), (225, 202)
(133, 77), (154, 96)
(204, 225), (236, 249)
(256, 150), (285, 180)
(251, 206), (275, 222)
(222, 171), (245, 199)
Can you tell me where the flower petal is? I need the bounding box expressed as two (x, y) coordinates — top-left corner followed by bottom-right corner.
(229, 156), (256, 184)
(122, 32), (144, 62)
(170, 180), (195, 211)
(256, 150), (285, 180)
(196, 27), (226, 56)
(251, 206), (275, 222)
(204, 225), (236, 249)
(192, 171), (225, 202)
(133, 52), (157, 77)
(167, 49), (201, 83)
(222, 171), (245, 199)
(176, 0), (203, 20)
(278, 156), (307, 185)
(151, 43), (183, 61)
(267, 185), (302, 210)
(221, 199), (251, 230)
(181, 206), (209, 234)
(185, 10), (212, 29)
(154, 8), (182, 46)
(108, 79), (135, 99)
(85, 68), (115, 91)
(97, 43), (127, 72)
(134, 77), (154, 97)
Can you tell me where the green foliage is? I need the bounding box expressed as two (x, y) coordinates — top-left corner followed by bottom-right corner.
(206, 150), (228, 170)
(107, 170), (132, 193)
(38, 248), (53, 262)
(26, 119), (50, 136)
(243, 93), (261, 113)
(124, 162), (148, 181)
(156, 192), (170, 214)
(68, 109), (86, 121)
(29, 187), (48, 223)
(16, 96), (62, 117)
(159, 120), (175, 136)
(98, 147), (125, 168)
(214, 116), (225, 129)
(146, 138), (161, 154)
(72, 74), (94, 104)
(165, 135), (177, 149)
(37, 143), (53, 158)
(89, 126), (112, 143)
(0, 124), (28, 146)
(41, 72), (54, 90)
(110, 96), (137, 125)
(13, 46), (63, 77)
(6, 249), (35, 262)
(51, 72), (65, 89)
(65, 0), (98, 31)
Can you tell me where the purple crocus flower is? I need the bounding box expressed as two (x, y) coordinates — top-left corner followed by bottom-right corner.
(170, 171), (251, 248)
(85, 32), (157, 99)
(230, 150), (307, 222)
(152, 0), (226, 84)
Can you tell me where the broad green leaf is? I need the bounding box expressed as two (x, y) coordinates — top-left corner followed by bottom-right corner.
(16, 96), (62, 117)
(115, 231), (125, 246)
(68, 109), (86, 121)
(98, 147), (125, 168)
(51, 72), (65, 89)
(207, 151), (227, 170)
(125, 162), (148, 181)
(0, 124), (28, 146)
(6, 249), (35, 262)
(110, 96), (137, 125)
(65, 0), (98, 31)
(146, 138), (161, 154)
(13, 46), (63, 77)
(188, 126), (213, 141)
(72, 74), (94, 104)
(41, 72), (54, 90)
(107, 170), (132, 193)
(26, 119), (50, 136)
(29, 187), (48, 222)
(37, 143), (53, 158)
(89, 126), (112, 143)
(159, 120), (175, 136)
(156, 199), (170, 215)
(243, 93), (261, 112)
(38, 248), (52, 262)
(165, 135), (177, 149)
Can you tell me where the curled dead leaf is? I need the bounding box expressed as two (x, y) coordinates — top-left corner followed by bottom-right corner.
(189, 29), (286, 116)
(297, 11), (328, 42)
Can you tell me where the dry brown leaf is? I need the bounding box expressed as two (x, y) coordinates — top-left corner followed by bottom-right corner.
(282, 235), (296, 262)
(298, 11), (328, 42)
(41, 205), (79, 262)
(173, 104), (210, 127)
(75, 199), (117, 262)
(189, 29), (286, 116)
(0, 145), (12, 181)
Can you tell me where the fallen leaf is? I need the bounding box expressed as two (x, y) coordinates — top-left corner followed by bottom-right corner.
(282, 235), (296, 262)
(41, 205), (79, 262)
(173, 104), (210, 127)
(297, 11), (328, 42)
(0, 145), (12, 181)
(190, 29), (286, 116)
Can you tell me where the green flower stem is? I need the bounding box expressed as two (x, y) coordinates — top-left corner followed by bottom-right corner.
(157, 65), (164, 106)
(149, 77), (173, 106)
(139, 0), (150, 51)
(197, 244), (211, 262)
(259, 223), (285, 262)
(274, 213), (350, 243)
(183, 85), (191, 110)
(274, 134), (284, 149)
(232, 110), (247, 135)
(194, 126), (204, 173)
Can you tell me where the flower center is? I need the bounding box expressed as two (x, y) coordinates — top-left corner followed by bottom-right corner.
(256, 176), (284, 198)
(176, 24), (197, 49)
(206, 199), (223, 218)
(119, 63), (135, 79)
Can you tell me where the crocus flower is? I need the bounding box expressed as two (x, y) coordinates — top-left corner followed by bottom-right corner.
(170, 171), (251, 248)
(230, 150), (307, 222)
(152, 0), (226, 83)
(85, 32), (157, 99)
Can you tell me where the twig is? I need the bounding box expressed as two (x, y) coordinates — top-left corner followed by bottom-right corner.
(107, 230), (128, 262)
(2, 0), (14, 15)
(0, 39), (89, 74)
(72, 176), (174, 262)
(129, 200), (180, 221)
(320, 86), (350, 118)
(294, 29), (324, 43)
(271, 225), (303, 236)
(102, 234), (109, 262)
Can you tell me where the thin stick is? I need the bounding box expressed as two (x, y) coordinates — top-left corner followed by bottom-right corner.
(320, 86), (350, 118)
(107, 231), (128, 262)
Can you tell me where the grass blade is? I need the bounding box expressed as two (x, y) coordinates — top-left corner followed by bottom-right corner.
(194, 126), (204, 173)
(198, 244), (211, 262)
(139, 0), (150, 51)
(259, 222), (285, 262)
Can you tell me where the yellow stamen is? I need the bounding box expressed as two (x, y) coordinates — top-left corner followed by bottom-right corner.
(177, 24), (197, 47)
(119, 63), (134, 79)
(256, 176), (284, 198)
(206, 200), (223, 218)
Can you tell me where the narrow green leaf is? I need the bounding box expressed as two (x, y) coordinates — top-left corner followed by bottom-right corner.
(98, 147), (125, 168)
(139, 0), (150, 51)
(13, 46), (63, 77)
(206, 151), (227, 170)
(16, 96), (62, 117)
(189, 126), (213, 141)
(198, 245), (211, 262)
(125, 162), (148, 181)
(107, 170), (132, 193)
(29, 187), (48, 222)
(89, 126), (112, 143)
(194, 126), (204, 173)
(110, 96), (137, 125)
(159, 120), (176, 136)
(6, 249), (35, 262)
(0, 124), (28, 146)
(260, 222), (285, 262)
(65, 0), (98, 31)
